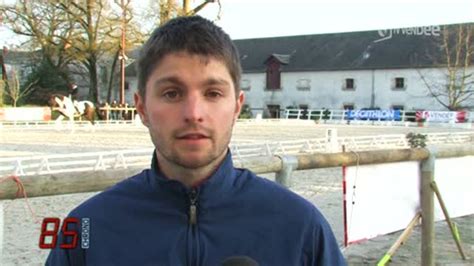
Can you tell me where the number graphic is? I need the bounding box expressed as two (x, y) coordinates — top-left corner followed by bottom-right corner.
(39, 218), (60, 249)
(60, 217), (79, 249)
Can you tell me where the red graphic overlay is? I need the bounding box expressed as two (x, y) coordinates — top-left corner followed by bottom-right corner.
(39, 217), (79, 249)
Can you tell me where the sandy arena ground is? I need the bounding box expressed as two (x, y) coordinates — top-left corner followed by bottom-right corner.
(1, 120), (473, 265)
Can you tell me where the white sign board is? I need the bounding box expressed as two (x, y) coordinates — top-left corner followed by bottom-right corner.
(345, 156), (474, 245)
(345, 161), (420, 244)
(0, 107), (51, 121)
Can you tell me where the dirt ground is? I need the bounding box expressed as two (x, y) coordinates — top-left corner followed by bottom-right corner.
(1, 121), (473, 265)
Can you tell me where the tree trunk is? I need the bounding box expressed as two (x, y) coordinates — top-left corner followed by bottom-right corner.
(107, 49), (120, 103)
(87, 56), (99, 104)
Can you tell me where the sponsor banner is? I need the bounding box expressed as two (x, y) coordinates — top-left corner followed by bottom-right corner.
(345, 109), (401, 121)
(0, 107), (52, 121)
(416, 111), (467, 123)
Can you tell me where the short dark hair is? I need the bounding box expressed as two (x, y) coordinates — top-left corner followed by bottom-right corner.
(136, 16), (241, 98)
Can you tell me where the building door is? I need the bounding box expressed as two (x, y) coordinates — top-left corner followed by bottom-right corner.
(267, 104), (280, 118)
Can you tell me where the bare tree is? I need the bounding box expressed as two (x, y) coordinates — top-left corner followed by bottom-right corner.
(153, 0), (221, 26)
(104, 0), (221, 103)
(419, 24), (473, 110)
(0, 0), (76, 85)
(1, 0), (121, 103)
(0, 0), (222, 105)
(0, 79), (5, 107)
(54, 0), (116, 103)
(3, 69), (38, 107)
(106, 0), (147, 103)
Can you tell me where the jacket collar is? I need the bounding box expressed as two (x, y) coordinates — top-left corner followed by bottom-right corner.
(150, 149), (237, 199)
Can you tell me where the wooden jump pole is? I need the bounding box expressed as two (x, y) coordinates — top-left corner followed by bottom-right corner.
(0, 169), (141, 200)
(0, 145), (472, 200)
(431, 181), (467, 260)
(420, 147), (435, 266)
(377, 212), (421, 266)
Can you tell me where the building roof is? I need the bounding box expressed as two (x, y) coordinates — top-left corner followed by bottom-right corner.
(235, 23), (473, 73)
(125, 22), (473, 76)
(3, 50), (42, 64)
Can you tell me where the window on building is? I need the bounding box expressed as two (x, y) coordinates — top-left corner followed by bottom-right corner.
(394, 77), (406, 89)
(266, 60), (281, 90)
(241, 79), (251, 91)
(297, 79), (310, 90)
(343, 104), (355, 110)
(344, 78), (355, 90)
(266, 104), (281, 118)
(392, 105), (404, 110)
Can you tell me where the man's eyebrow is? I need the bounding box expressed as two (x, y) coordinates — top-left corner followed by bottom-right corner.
(152, 76), (185, 89)
(152, 76), (231, 89)
(202, 78), (231, 87)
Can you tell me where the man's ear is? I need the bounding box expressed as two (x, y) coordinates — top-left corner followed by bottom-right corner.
(234, 91), (245, 120)
(134, 92), (149, 127)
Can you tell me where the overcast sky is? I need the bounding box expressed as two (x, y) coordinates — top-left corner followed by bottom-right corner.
(1, 0), (473, 47)
(198, 0), (474, 40)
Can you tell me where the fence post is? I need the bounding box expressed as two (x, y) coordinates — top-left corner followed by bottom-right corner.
(275, 155), (298, 188)
(420, 147), (436, 266)
(326, 128), (339, 152)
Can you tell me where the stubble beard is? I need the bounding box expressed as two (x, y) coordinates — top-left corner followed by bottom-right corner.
(150, 123), (233, 170)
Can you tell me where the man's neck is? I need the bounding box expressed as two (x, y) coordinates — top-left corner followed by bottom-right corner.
(156, 151), (227, 188)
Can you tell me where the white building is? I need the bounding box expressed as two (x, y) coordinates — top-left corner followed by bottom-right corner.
(125, 23), (474, 117)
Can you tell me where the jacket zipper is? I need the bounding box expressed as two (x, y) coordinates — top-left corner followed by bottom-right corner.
(189, 189), (198, 225)
(188, 188), (199, 266)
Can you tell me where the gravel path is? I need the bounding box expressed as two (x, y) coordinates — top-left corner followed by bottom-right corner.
(1, 121), (473, 265)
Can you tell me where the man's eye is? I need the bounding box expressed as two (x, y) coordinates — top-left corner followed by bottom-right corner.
(206, 90), (222, 98)
(163, 90), (180, 99)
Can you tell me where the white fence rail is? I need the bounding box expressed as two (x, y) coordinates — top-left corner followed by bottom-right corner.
(2, 108), (473, 130)
(1, 132), (472, 177)
(0, 119), (143, 129)
(0, 149), (152, 177)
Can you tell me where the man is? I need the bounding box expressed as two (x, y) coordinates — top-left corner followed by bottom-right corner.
(46, 16), (346, 265)
(69, 83), (78, 100)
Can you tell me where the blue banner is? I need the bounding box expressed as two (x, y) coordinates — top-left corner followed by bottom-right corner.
(345, 109), (401, 121)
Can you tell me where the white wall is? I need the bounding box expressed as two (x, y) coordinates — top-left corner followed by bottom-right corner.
(241, 67), (474, 112)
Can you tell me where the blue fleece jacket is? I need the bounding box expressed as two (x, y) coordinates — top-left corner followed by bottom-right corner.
(46, 151), (346, 266)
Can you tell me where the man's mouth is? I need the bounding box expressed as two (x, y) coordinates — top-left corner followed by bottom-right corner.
(177, 133), (209, 140)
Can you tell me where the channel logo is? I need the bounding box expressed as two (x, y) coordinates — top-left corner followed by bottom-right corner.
(374, 25), (441, 43)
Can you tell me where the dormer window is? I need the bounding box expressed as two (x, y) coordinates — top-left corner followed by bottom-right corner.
(265, 54), (290, 90)
(266, 58), (281, 90)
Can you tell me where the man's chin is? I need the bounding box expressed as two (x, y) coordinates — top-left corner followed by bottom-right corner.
(174, 153), (221, 169)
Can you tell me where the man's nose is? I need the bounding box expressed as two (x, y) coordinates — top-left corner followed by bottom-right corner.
(182, 93), (204, 123)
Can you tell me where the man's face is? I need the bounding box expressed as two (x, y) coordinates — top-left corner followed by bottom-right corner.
(135, 52), (244, 170)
